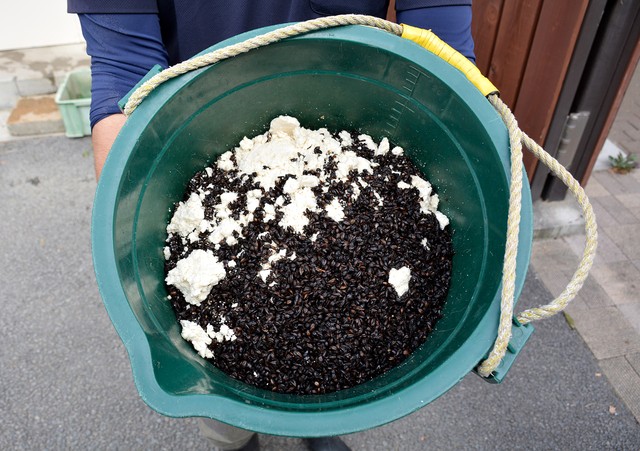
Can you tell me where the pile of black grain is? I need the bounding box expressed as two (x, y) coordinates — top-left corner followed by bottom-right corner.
(164, 130), (453, 395)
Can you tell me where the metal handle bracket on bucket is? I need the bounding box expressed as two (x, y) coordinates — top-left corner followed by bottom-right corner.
(120, 14), (598, 382)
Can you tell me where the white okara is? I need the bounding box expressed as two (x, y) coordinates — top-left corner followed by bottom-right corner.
(325, 198), (345, 222)
(166, 192), (205, 238)
(389, 266), (411, 297)
(278, 187), (318, 233)
(166, 249), (226, 306)
(180, 320), (213, 358)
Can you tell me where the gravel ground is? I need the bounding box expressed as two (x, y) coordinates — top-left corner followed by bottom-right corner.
(1, 135), (638, 450)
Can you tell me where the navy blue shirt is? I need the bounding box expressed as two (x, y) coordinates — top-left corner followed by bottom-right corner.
(69, 1), (475, 127)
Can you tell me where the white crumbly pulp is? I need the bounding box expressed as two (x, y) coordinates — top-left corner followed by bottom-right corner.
(166, 115), (451, 359)
(166, 192), (206, 241)
(165, 249), (226, 306)
(180, 320), (213, 358)
(325, 198), (345, 222)
(389, 266), (411, 297)
(180, 319), (236, 358)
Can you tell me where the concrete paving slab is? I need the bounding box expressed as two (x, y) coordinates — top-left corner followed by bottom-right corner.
(618, 303), (640, 335)
(1, 135), (639, 450)
(594, 170), (640, 195)
(584, 176), (610, 198)
(591, 260), (640, 305)
(616, 192), (640, 209)
(530, 237), (580, 266)
(589, 197), (623, 228)
(574, 274), (615, 310)
(605, 221), (640, 260)
(568, 306), (640, 360)
(564, 230), (627, 265)
(612, 172), (640, 194)
(7, 95), (64, 136)
(596, 195), (639, 225)
(599, 356), (640, 422)
(531, 268), (574, 302)
(627, 353), (640, 376)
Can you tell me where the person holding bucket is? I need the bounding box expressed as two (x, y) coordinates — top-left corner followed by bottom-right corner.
(69, 1), (475, 450)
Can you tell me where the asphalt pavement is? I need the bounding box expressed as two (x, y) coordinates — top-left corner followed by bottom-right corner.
(1, 135), (639, 450)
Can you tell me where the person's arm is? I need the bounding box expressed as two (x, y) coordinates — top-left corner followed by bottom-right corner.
(77, 13), (168, 178)
(395, 3), (475, 63)
(92, 113), (127, 177)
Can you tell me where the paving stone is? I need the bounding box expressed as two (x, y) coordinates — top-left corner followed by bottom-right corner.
(590, 260), (640, 305)
(616, 193), (640, 209)
(593, 171), (633, 196)
(530, 263), (575, 300)
(584, 176), (610, 198)
(616, 194), (640, 220)
(569, 307), (640, 359)
(533, 252), (611, 311)
(602, 224), (640, 261)
(6, 95), (64, 137)
(623, 126), (640, 141)
(599, 357), (640, 422)
(597, 195), (638, 225)
(0, 80), (19, 109)
(612, 171), (640, 193)
(627, 352), (640, 376)
(15, 77), (56, 97)
(531, 237), (580, 265)
(574, 274), (615, 309)
(616, 116), (638, 131)
(564, 297), (589, 316)
(618, 303), (640, 336)
(564, 231), (626, 265)
(616, 140), (638, 154)
(589, 197), (621, 228)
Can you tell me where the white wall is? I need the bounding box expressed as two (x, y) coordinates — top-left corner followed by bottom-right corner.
(0, 0), (84, 51)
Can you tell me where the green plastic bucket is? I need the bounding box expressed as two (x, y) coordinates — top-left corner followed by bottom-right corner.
(92, 24), (533, 437)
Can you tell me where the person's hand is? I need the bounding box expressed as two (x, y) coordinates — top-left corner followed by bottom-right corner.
(92, 114), (127, 179)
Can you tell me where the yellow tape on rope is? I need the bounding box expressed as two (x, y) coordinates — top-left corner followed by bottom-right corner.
(401, 24), (499, 97)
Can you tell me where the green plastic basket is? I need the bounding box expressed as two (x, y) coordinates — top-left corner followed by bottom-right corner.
(92, 24), (533, 437)
(55, 67), (91, 138)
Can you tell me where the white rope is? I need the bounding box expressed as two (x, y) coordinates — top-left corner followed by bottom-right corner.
(476, 94), (598, 377)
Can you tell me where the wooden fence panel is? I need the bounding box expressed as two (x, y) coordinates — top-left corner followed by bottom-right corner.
(514, 0), (589, 174)
(473, 0), (589, 177)
(487, 0), (543, 107)
(471, 0), (504, 74)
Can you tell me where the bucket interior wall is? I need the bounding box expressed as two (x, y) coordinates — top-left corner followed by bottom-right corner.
(98, 27), (531, 435)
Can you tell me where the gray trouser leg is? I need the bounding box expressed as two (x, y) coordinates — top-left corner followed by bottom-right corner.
(197, 418), (255, 450)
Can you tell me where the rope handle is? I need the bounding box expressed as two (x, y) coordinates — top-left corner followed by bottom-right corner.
(476, 95), (598, 377)
(121, 15), (597, 378)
